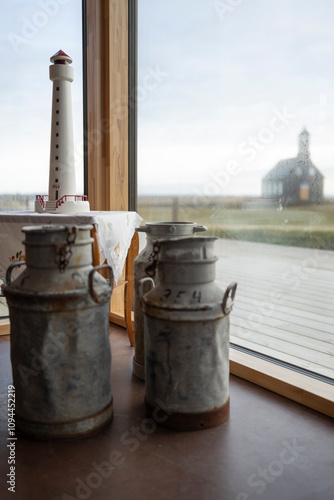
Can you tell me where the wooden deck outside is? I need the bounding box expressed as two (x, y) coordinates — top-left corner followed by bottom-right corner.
(215, 239), (334, 380)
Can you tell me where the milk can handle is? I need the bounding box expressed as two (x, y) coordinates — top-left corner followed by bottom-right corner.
(138, 277), (155, 301)
(222, 281), (238, 315)
(193, 225), (207, 233)
(6, 261), (26, 286)
(89, 265), (114, 304)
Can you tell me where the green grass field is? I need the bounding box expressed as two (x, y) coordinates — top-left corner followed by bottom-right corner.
(138, 197), (334, 250)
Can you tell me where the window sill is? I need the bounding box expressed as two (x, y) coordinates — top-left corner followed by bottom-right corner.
(230, 348), (334, 418)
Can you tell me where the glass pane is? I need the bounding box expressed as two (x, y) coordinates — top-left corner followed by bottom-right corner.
(0, 1), (83, 314)
(0, 0), (83, 210)
(138, 0), (334, 381)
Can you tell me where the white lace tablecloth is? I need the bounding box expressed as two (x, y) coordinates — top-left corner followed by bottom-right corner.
(0, 211), (143, 287)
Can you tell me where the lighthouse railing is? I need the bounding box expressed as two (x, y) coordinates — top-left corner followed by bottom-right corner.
(56, 195), (88, 208)
(35, 195), (48, 208)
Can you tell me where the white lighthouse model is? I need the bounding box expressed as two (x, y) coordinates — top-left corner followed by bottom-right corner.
(35, 50), (90, 213)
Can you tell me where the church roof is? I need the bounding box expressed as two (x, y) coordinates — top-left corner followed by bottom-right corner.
(263, 158), (296, 181)
(263, 129), (324, 181)
(263, 157), (323, 181)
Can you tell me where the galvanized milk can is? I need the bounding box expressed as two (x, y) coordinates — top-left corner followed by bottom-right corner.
(4, 225), (113, 439)
(133, 222), (207, 380)
(140, 236), (237, 431)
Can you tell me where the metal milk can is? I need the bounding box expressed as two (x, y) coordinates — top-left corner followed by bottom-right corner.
(133, 222), (207, 380)
(140, 236), (237, 431)
(4, 225), (113, 440)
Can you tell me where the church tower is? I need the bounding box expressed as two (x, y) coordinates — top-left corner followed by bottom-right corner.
(298, 127), (310, 160)
(35, 50), (89, 214)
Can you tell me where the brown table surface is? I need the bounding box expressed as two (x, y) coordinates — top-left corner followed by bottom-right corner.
(0, 326), (333, 500)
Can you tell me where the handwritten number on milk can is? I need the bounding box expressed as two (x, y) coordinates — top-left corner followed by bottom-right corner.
(163, 289), (172, 299)
(192, 290), (202, 303)
(175, 291), (186, 301)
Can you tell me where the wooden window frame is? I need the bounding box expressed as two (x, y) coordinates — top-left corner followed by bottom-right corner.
(83, 0), (137, 211)
(83, 0), (333, 419)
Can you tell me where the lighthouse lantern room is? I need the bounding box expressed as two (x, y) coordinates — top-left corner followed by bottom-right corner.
(35, 50), (90, 214)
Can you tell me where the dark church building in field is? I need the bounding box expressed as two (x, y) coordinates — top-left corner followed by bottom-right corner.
(262, 129), (324, 205)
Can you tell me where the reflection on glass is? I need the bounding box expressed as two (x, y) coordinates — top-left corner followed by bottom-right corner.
(0, 2), (83, 314)
(138, 0), (334, 381)
(0, 1), (83, 210)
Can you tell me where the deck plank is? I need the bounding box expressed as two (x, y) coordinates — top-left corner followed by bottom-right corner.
(228, 284), (334, 315)
(231, 313), (334, 346)
(215, 239), (334, 380)
(234, 301), (334, 332)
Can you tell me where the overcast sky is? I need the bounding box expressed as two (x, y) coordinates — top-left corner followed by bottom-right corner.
(0, 0), (83, 195)
(0, 0), (333, 197)
(138, 0), (334, 197)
